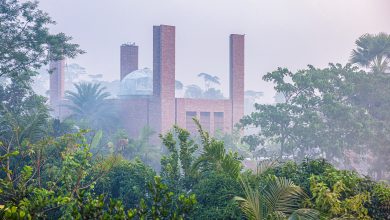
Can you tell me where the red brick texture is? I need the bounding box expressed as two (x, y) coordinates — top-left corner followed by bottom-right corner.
(175, 98), (233, 135)
(120, 44), (139, 80)
(230, 34), (245, 129)
(153, 25), (176, 134)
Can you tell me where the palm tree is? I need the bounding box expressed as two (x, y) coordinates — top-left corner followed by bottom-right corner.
(234, 160), (319, 220)
(50, 118), (77, 137)
(0, 95), (50, 183)
(0, 95), (50, 145)
(192, 119), (242, 178)
(65, 82), (118, 132)
(234, 176), (319, 220)
(198, 72), (220, 90)
(350, 33), (390, 74)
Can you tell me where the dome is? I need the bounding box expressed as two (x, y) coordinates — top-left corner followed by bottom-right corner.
(119, 68), (153, 96)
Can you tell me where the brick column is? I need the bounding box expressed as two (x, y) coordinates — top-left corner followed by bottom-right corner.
(120, 43), (138, 80)
(152, 25), (176, 134)
(230, 34), (245, 129)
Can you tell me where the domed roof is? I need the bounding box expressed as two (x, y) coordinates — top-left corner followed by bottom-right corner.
(119, 68), (153, 96)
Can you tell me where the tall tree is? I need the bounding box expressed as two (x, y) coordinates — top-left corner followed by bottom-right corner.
(350, 33), (390, 74)
(0, 0), (83, 82)
(0, 0), (83, 168)
(197, 72), (220, 91)
(65, 82), (118, 133)
(241, 64), (371, 164)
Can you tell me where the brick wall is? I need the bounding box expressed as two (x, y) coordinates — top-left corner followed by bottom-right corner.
(175, 98), (233, 135)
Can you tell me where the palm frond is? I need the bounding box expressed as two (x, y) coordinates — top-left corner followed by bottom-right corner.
(263, 177), (307, 215)
(235, 175), (318, 220)
(256, 159), (278, 176)
(234, 177), (263, 220)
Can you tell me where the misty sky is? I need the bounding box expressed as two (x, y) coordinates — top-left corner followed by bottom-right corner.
(38, 0), (390, 103)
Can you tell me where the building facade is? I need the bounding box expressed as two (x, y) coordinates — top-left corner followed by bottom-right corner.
(50, 25), (245, 140)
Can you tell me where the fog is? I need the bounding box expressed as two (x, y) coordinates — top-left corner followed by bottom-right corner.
(37, 0), (390, 103)
(1, 1), (390, 217)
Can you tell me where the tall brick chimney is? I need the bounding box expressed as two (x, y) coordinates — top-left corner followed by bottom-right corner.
(49, 59), (65, 118)
(120, 43), (139, 80)
(229, 34), (245, 128)
(153, 25), (176, 133)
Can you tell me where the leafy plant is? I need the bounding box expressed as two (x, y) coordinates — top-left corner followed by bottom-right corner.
(234, 175), (319, 220)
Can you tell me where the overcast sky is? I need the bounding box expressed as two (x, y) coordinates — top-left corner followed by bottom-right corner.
(38, 0), (390, 103)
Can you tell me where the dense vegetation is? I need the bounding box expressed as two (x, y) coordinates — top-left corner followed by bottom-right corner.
(0, 0), (389, 219)
(241, 34), (390, 179)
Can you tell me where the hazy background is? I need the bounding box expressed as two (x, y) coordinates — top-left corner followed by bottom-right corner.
(38, 0), (390, 103)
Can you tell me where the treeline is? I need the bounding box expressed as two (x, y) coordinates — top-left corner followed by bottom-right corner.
(0, 121), (389, 219)
(241, 33), (390, 180)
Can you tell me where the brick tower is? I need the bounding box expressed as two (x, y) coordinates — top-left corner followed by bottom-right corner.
(49, 59), (65, 118)
(152, 25), (176, 134)
(229, 34), (245, 128)
(120, 43), (139, 80)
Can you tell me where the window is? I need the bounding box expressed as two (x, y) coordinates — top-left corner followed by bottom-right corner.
(186, 111), (197, 134)
(214, 112), (224, 132)
(200, 112), (211, 132)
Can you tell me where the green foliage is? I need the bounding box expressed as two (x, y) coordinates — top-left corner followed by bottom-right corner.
(240, 63), (390, 177)
(310, 176), (371, 219)
(368, 182), (390, 219)
(193, 119), (243, 179)
(49, 118), (77, 137)
(160, 119), (245, 219)
(214, 128), (250, 158)
(0, 80), (51, 146)
(240, 34), (390, 180)
(350, 32), (390, 74)
(160, 125), (198, 192)
(191, 171), (244, 219)
(125, 126), (160, 169)
(93, 157), (156, 209)
(234, 175), (319, 220)
(266, 159), (390, 219)
(129, 176), (197, 220)
(65, 82), (119, 134)
(0, 0), (83, 81)
(0, 130), (116, 219)
(1, 7), (389, 218)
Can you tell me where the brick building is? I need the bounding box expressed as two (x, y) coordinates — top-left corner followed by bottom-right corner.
(50, 25), (245, 140)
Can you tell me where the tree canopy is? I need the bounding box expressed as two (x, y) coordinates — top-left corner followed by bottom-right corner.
(350, 33), (390, 74)
(0, 0), (83, 82)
